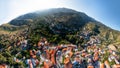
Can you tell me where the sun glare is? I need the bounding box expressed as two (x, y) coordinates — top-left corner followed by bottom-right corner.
(28, 0), (58, 10)
(5, 0), (61, 23)
(1, 0), (70, 24)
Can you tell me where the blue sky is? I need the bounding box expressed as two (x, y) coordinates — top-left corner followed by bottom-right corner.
(0, 0), (120, 31)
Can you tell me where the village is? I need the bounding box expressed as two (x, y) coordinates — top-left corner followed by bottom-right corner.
(0, 28), (120, 68)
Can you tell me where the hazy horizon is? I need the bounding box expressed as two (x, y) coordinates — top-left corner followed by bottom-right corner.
(0, 0), (120, 31)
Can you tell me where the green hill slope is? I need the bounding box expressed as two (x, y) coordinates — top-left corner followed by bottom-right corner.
(0, 8), (120, 45)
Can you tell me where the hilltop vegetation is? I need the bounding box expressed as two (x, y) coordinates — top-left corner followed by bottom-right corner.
(0, 8), (120, 52)
(0, 8), (120, 45)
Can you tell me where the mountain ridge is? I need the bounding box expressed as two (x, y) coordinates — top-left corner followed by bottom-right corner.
(0, 8), (120, 45)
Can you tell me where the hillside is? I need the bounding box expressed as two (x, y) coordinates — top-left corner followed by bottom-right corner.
(0, 8), (120, 45)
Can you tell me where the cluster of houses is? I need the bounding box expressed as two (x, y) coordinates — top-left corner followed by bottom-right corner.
(0, 28), (120, 68)
(13, 35), (120, 68)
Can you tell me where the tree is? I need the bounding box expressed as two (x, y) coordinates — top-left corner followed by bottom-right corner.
(0, 54), (7, 64)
